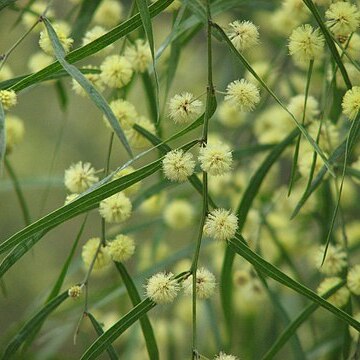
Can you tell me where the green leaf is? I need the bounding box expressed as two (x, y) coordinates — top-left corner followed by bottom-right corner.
(136, 0), (159, 124)
(87, 313), (119, 360)
(261, 281), (346, 360)
(232, 144), (275, 159)
(0, 0), (16, 11)
(212, 21), (334, 176)
(54, 80), (68, 111)
(229, 233), (360, 330)
(141, 71), (158, 123)
(2, 291), (69, 359)
(221, 129), (299, 345)
(115, 262), (159, 360)
(302, 0), (352, 89)
(80, 299), (156, 360)
(0, 102), (5, 169)
(9, 0), (176, 93)
(42, 17), (133, 158)
(70, 0), (102, 45)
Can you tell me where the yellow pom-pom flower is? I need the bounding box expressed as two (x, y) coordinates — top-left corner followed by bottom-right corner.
(64, 193), (79, 205)
(68, 285), (82, 299)
(168, 92), (203, 124)
(226, 20), (259, 52)
(28, 52), (53, 73)
(82, 26), (114, 55)
(39, 22), (73, 56)
(72, 66), (104, 97)
(204, 208), (238, 242)
(99, 192), (132, 224)
(317, 277), (350, 308)
(347, 265), (360, 295)
(124, 39), (152, 73)
(288, 24), (324, 63)
(114, 166), (141, 196)
(182, 267), (216, 299)
(0, 90), (17, 110)
(124, 116), (156, 148)
(140, 193), (167, 215)
(104, 98), (137, 131)
(198, 143), (233, 176)
(145, 272), (180, 304)
(82, 237), (111, 271)
(325, 2), (360, 37)
(64, 161), (99, 193)
(100, 55), (133, 89)
(342, 86), (360, 120)
(225, 79), (260, 112)
(163, 199), (194, 229)
(288, 94), (319, 123)
(107, 234), (135, 262)
(314, 244), (347, 276)
(5, 115), (24, 153)
(217, 101), (245, 128)
(214, 352), (239, 360)
(93, 0), (123, 28)
(162, 149), (196, 182)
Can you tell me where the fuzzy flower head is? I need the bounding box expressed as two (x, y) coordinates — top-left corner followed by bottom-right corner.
(104, 99), (137, 131)
(182, 267), (216, 299)
(82, 237), (111, 271)
(347, 265), (360, 295)
(64, 161), (99, 193)
(99, 192), (132, 223)
(199, 143), (233, 176)
(68, 285), (82, 299)
(214, 352), (239, 360)
(204, 208), (238, 242)
(217, 101), (245, 128)
(225, 79), (260, 112)
(342, 86), (360, 120)
(0, 90), (17, 110)
(325, 2), (360, 37)
(140, 193), (167, 215)
(314, 244), (347, 276)
(100, 55), (133, 89)
(226, 20), (259, 52)
(168, 92), (203, 124)
(39, 22), (73, 56)
(163, 199), (194, 229)
(28, 52), (53, 73)
(114, 166), (141, 196)
(317, 277), (350, 308)
(145, 272), (180, 304)
(22, 2), (54, 30)
(5, 115), (24, 153)
(288, 94), (319, 123)
(82, 26), (114, 53)
(288, 24), (324, 63)
(93, 0), (123, 28)
(162, 149), (196, 182)
(64, 193), (78, 205)
(107, 234), (135, 263)
(124, 39), (152, 73)
(0, 65), (13, 82)
(72, 66), (104, 97)
(124, 116), (156, 148)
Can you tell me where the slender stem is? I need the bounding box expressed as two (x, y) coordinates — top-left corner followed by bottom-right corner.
(4, 156), (31, 226)
(190, 1), (213, 358)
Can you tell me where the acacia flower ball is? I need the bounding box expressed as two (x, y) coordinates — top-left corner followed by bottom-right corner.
(162, 149), (196, 182)
(288, 94), (319, 123)
(226, 20), (259, 52)
(182, 267), (216, 299)
(325, 2), (360, 37)
(217, 101), (245, 128)
(107, 234), (135, 262)
(39, 22), (73, 56)
(163, 199), (194, 229)
(168, 92), (203, 124)
(68, 285), (82, 299)
(114, 166), (141, 196)
(5, 115), (24, 153)
(82, 26), (114, 55)
(28, 52), (53, 73)
(314, 245), (347, 276)
(145, 272), (180, 304)
(0, 90), (17, 110)
(317, 277), (350, 308)
(347, 265), (360, 295)
(94, 0), (123, 28)
(64, 161), (99, 193)
(72, 66), (104, 97)
(64, 193), (79, 205)
(214, 352), (239, 360)
(342, 86), (360, 120)
(225, 79), (260, 112)
(99, 192), (132, 223)
(100, 55), (133, 89)
(124, 116), (156, 148)
(124, 39), (152, 73)
(204, 208), (238, 242)
(198, 143), (233, 176)
(105, 99), (137, 130)
(82, 237), (111, 271)
(288, 24), (324, 63)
